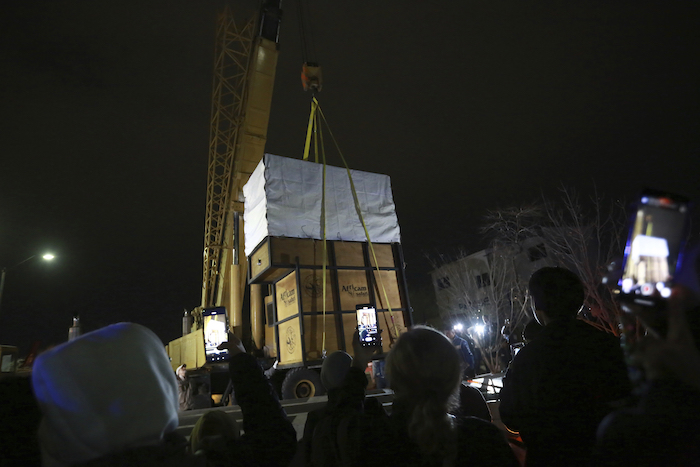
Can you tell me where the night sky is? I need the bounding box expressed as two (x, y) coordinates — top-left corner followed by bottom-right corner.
(1, 1), (698, 353)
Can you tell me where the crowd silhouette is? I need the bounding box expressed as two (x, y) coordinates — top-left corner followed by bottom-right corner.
(3, 254), (700, 466)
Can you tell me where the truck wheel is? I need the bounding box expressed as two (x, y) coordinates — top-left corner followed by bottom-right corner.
(281, 368), (326, 399)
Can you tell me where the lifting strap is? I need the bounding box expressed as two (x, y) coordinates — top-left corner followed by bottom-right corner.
(303, 99), (318, 162)
(303, 98), (401, 356)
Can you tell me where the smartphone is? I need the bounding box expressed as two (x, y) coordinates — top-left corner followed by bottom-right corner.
(202, 306), (229, 362)
(617, 189), (692, 309)
(356, 304), (381, 347)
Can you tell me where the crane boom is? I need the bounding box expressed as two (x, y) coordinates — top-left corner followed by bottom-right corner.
(202, 1), (282, 334)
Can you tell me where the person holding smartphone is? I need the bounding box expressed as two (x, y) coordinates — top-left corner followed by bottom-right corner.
(190, 333), (297, 466)
(591, 243), (700, 466)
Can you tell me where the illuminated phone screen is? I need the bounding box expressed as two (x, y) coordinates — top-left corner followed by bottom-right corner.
(619, 193), (690, 302)
(356, 305), (380, 347)
(203, 307), (229, 362)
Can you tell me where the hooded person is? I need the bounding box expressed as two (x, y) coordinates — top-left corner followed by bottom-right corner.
(301, 350), (359, 440)
(320, 350), (353, 393)
(289, 348), (378, 467)
(31, 322), (199, 467)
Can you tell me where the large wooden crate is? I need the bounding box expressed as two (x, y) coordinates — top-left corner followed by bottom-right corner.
(250, 237), (412, 366)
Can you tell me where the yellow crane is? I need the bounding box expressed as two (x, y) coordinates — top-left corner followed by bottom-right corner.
(201, 0), (281, 335)
(169, 0), (411, 401)
(167, 0), (282, 382)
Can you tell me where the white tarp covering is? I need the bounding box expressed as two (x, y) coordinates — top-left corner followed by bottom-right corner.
(243, 154), (401, 256)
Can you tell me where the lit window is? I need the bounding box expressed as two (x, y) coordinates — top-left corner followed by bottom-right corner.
(476, 273), (490, 288)
(437, 276), (451, 290)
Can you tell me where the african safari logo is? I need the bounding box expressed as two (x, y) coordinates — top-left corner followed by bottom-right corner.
(280, 288), (296, 307)
(285, 325), (296, 354)
(303, 274), (322, 298)
(341, 283), (368, 298)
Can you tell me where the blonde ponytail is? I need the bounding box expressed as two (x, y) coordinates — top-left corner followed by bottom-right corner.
(386, 326), (462, 459)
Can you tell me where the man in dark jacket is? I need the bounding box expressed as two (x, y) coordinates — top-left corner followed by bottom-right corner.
(498, 267), (631, 467)
(444, 326), (477, 378)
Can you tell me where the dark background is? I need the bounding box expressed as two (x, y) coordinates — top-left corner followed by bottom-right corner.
(1, 0), (698, 353)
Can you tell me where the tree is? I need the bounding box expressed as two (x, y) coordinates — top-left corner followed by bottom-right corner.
(429, 187), (626, 374)
(428, 247), (531, 373)
(482, 186), (626, 334)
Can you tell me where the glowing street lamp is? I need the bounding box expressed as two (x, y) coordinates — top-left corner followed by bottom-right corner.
(0, 253), (55, 318)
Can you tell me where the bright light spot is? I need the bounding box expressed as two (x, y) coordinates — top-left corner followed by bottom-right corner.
(474, 324), (485, 335)
(42, 254), (55, 261)
(622, 278), (633, 293)
(453, 323), (463, 332)
(659, 285), (672, 298)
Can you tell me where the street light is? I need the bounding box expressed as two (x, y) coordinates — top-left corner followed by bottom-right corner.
(0, 253), (55, 318)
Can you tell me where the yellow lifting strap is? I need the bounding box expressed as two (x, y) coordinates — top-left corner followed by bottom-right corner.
(302, 98), (401, 354)
(319, 113), (328, 355)
(302, 98), (319, 162)
(304, 98), (328, 353)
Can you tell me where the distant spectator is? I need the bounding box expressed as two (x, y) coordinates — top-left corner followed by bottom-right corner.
(191, 381), (213, 410)
(176, 363), (194, 411)
(465, 332), (483, 374)
(371, 357), (387, 389)
(444, 325), (477, 379)
(497, 338), (512, 371)
(501, 319), (514, 345)
(499, 267), (631, 467)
